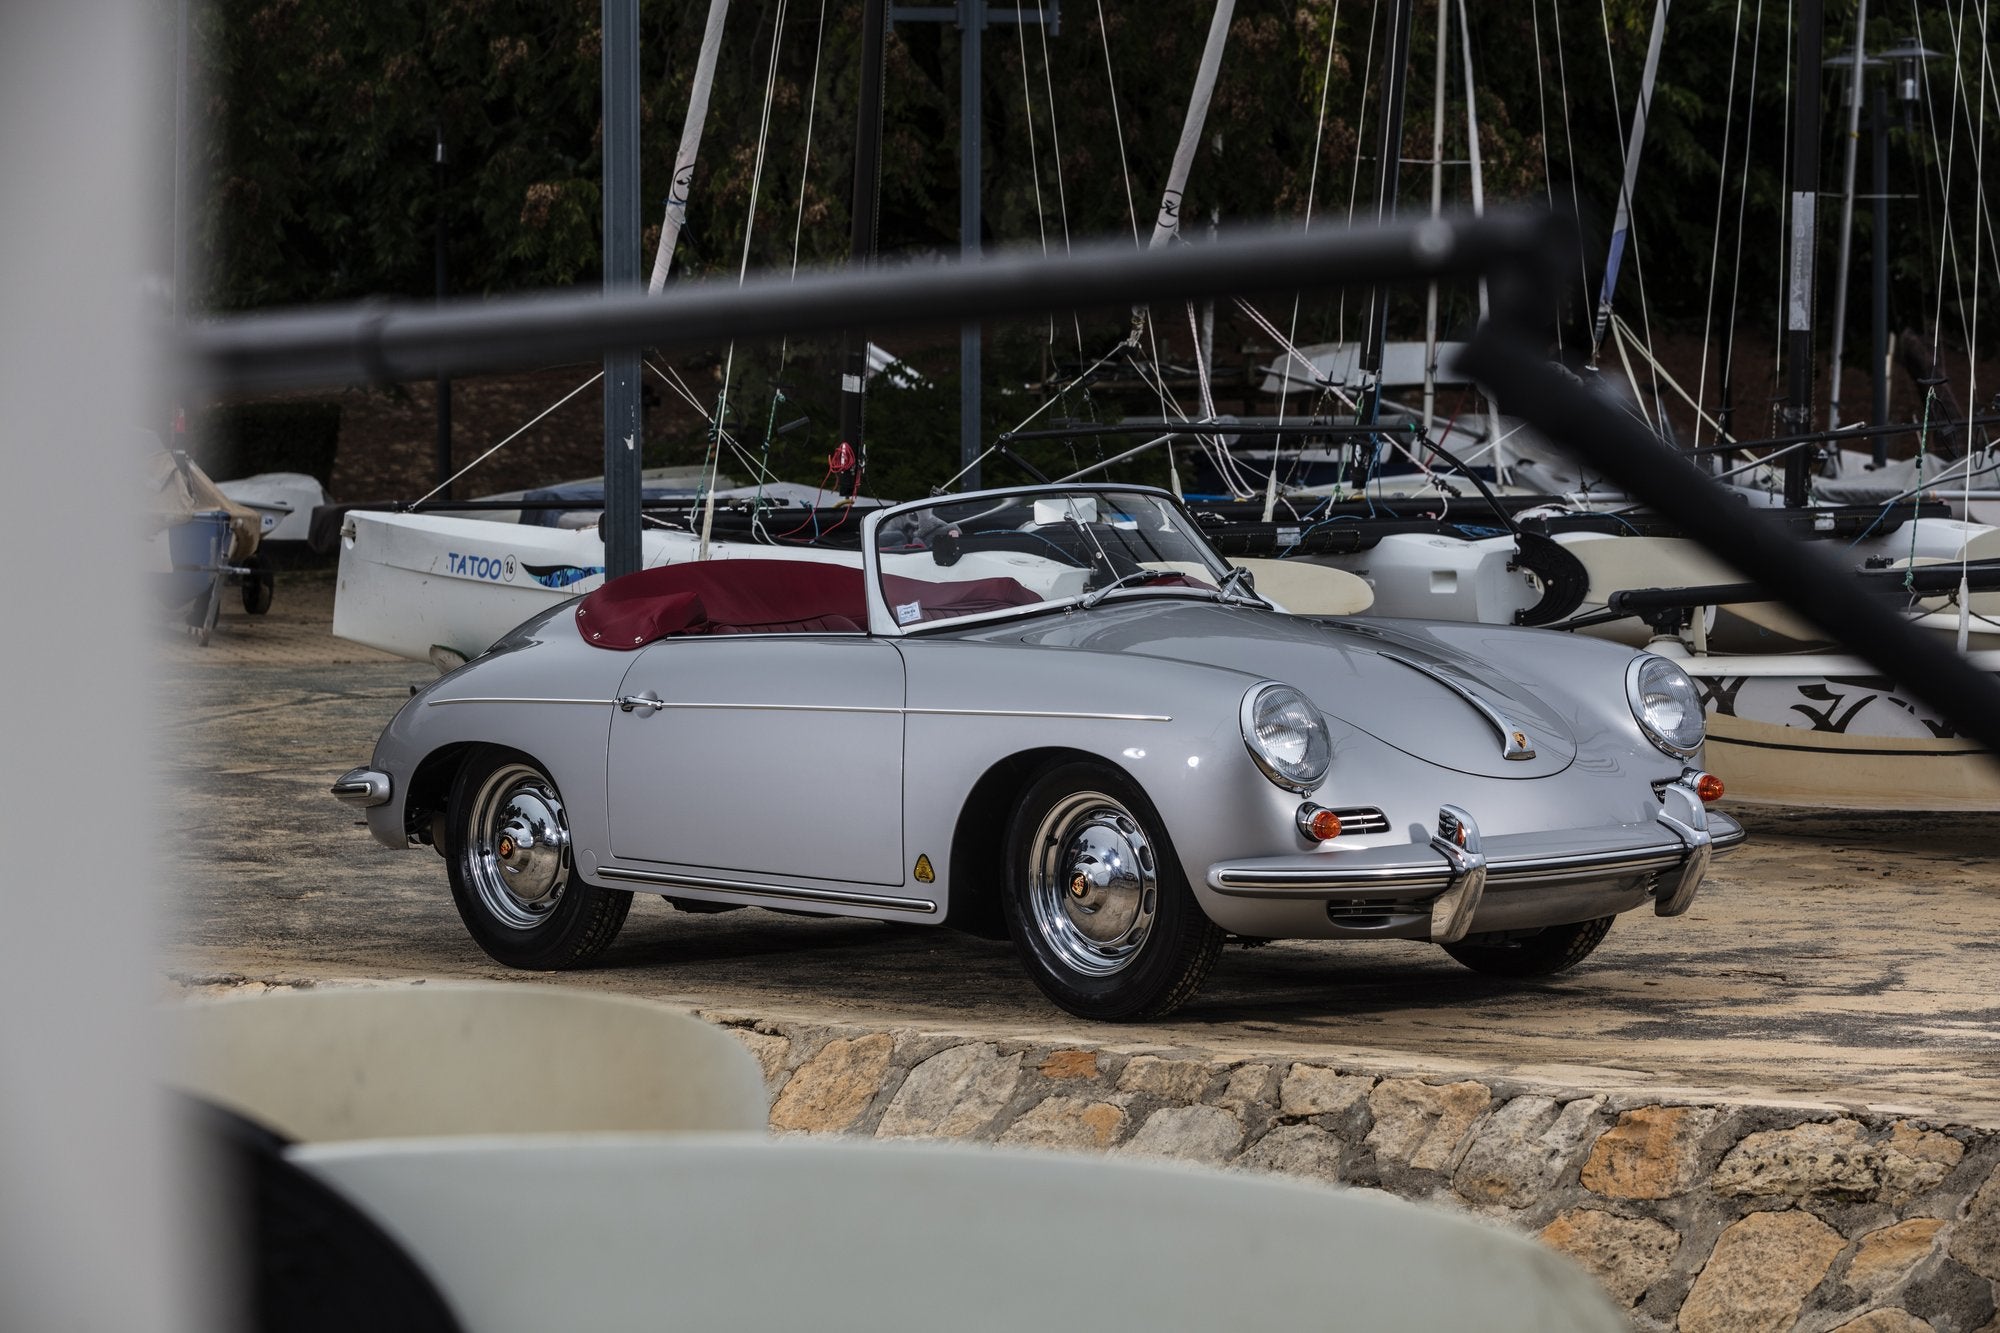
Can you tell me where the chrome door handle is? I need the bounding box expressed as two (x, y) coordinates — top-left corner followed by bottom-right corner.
(618, 692), (663, 713)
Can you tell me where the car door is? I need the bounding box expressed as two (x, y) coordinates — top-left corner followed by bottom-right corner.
(605, 635), (907, 886)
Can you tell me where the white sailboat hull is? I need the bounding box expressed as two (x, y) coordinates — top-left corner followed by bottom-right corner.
(333, 511), (858, 663)
(1652, 642), (2000, 810)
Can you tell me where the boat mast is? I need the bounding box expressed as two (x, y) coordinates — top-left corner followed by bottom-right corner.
(1781, 0), (1825, 507)
(1455, 0), (1505, 484)
(838, 0), (890, 464)
(1825, 1), (1870, 436)
(603, 0), (644, 580)
(1145, 0), (1236, 253)
(648, 0), (732, 292)
(1359, 0), (1415, 428)
(1422, 0), (1448, 434)
(1588, 0), (1671, 366)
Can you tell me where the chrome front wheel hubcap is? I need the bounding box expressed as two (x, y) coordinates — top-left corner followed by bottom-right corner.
(1028, 792), (1158, 977)
(467, 764), (571, 930)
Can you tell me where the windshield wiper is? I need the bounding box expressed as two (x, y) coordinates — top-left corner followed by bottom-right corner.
(1079, 568), (1181, 609)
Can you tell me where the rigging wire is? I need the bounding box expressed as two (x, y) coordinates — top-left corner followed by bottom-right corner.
(1337, 0), (1383, 350)
(1529, 0), (1562, 353)
(1091, 0), (1172, 445)
(1279, 0), (1344, 413)
(699, 0), (789, 561)
(1924, 0), (1969, 366)
(410, 372), (604, 508)
(1959, 0), (1991, 650)
(1546, 0), (1594, 341)
(1693, 0), (1748, 449)
(1033, 6), (1085, 365)
(1094, 1), (1142, 245)
(1717, 0), (1767, 447)
(1012, 5), (1053, 350)
(1595, 0), (1668, 429)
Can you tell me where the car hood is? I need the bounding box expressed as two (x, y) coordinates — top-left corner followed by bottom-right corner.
(981, 600), (1579, 779)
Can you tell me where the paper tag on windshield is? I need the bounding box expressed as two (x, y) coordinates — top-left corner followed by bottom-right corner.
(896, 600), (922, 625)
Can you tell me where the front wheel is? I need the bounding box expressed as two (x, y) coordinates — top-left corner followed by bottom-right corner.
(1441, 915), (1614, 978)
(444, 746), (630, 970)
(1002, 762), (1223, 1021)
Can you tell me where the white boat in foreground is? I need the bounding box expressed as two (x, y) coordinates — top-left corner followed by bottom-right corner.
(1651, 640), (2000, 811)
(333, 510), (860, 663)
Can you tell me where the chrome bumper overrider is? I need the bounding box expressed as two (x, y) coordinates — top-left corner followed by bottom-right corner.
(332, 767), (392, 807)
(1206, 791), (1743, 942)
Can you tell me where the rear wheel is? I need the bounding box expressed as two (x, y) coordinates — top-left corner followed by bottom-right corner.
(1002, 762), (1223, 1021)
(444, 746), (629, 970)
(240, 553), (274, 614)
(1441, 915), (1614, 978)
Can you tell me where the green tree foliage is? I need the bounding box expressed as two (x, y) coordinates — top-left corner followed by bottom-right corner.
(193, 0), (1995, 477)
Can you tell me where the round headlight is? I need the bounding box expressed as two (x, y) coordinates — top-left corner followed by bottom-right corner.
(1241, 683), (1332, 792)
(1627, 655), (1706, 756)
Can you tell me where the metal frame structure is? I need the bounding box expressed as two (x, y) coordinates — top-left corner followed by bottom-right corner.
(178, 211), (2000, 756)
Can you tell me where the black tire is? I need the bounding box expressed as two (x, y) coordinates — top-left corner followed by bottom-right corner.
(1441, 915), (1614, 978)
(241, 554), (275, 615)
(1001, 761), (1224, 1021)
(443, 745), (630, 970)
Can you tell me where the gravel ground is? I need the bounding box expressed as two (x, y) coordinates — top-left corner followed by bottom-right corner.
(159, 570), (2000, 1125)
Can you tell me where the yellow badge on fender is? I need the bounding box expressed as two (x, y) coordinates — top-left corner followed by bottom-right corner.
(913, 854), (936, 883)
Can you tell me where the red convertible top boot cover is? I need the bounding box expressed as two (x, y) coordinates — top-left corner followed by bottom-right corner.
(575, 560), (866, 648)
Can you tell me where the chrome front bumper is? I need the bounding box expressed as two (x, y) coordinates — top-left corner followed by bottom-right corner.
(1205, 786), (1743, 944)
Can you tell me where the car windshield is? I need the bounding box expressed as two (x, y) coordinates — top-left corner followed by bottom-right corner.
(871, 488), (1235, 630)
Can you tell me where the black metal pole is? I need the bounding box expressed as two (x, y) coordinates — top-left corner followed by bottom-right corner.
(171, 0), (190, 444)
(434, 125), (453, 500)
(959, 0), (986, 487)
(187, 214), (1574, 393)
(1782, 0), (1824, 506)
(602, 0), (643, 579)
(1870, 80), (1890, 460)
(838, 0), (889, 464)
(1360, 0), (1415, 427)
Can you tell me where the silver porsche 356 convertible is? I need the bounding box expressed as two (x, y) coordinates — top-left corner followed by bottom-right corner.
(337, 484), (1742, 1020)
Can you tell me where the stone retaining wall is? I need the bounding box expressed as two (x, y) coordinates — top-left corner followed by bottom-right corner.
(719, 1016), (2000, 1333)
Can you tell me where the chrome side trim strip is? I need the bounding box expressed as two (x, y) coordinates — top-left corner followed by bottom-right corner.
(910, 707), (1172, 722)
(433, 697), (1169, 722)
(431, 697), (617, 707)
(1378, 652), (1537, 760)
(596, 865), (938, 914)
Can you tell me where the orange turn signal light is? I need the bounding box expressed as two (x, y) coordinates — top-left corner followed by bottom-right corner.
(1692, 772), (1725, 803)
(1298, 805), (1343, 842)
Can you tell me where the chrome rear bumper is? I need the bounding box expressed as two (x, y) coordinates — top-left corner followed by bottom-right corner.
(1205, 791), (1743, 943)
